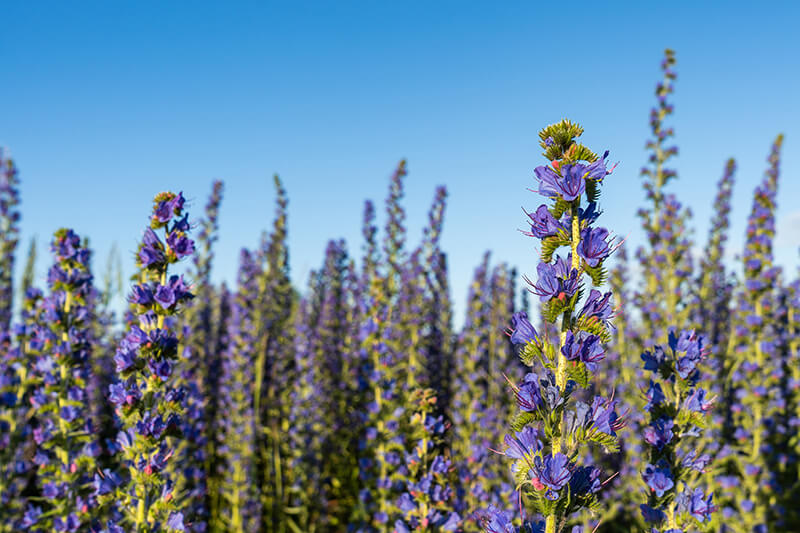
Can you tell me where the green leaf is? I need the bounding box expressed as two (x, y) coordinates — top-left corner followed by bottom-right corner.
(587, 430), (620, 453)
(582, 260), (608, 286)
(510, 411), (541, 432)
(676, 409), (707, 429)
(573, 315), (611, 343)
(552, 198), (571, 219)
(585, 179), (600, 203)
(565, 361), (591, 388)
(540, 230), (571, 263)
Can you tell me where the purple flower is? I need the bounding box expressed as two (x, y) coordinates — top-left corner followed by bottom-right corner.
(54, 513), (81, 532)
(93, 469), (123, 496)
(153, 192), (185, 223)
(683, 388), (714, 412)
(641, 346), (667, 372)
(561, 331), (605, 371)
(148, 358), (172, 381)
(535, 164), (584, 202)
(139, 228), (165, 267)
(398, 492), (416, 512)
(21, 506), (43, 527)
(534, 453), (572, 494)
(643, 418), (674, 450)
(516, 373), (542, 412)
(504, 427), (543, 462)
(579, 289), (613, 325)
(154, 284), (176, 309)
(166, 512), (186, 531)
(645, 380), (665, 410)
(129, 284), (154, 305)
(568, 465), (602, 496)
(531, 261), (561, 302)
(589, 396), (622, 436)
(642, 464), (674, 497)
(60, 405), (80, 422)
(477, 505), (515, 533)
(530, 259), (580, 303)
(527, 204), (563, 238)
(166, 230), (195, 259)
(677, 487), (714, 522)
(679, 450), (711, 473)
(577, 227), (611, 267)
(114, 349), (137, 372)
(640, 504), (665, 524)
(509, 311), (538, 346)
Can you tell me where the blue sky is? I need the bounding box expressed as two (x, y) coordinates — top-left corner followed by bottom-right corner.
(2, 2), (799, 325)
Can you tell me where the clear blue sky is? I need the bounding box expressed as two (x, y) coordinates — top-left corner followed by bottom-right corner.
(2, 1), (799, 325)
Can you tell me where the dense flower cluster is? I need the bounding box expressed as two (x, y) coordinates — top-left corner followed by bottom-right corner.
(101, 192), (195, 532)
(639, 330), (715, 531)
(480, 119), (621, 533)
(23, 229), (99, 532)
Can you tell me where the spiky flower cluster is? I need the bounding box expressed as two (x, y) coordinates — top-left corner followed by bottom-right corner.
(102, 192), (195, 532)
(481, 119), (620, 533)
(635, 49), (694, 349)
(394, 389), (460, 532)
(638, 330), (715, 531)
(23, 229), (98, 532)
(718, 136), (788, 532)
(0, 148), (21, 331)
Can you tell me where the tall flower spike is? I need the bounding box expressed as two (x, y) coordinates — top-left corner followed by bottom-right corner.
(251, 175), (295, 531)
(452, 253), (512, 523)
(638, 330), (716, 530)
(393, 389), (460, 532)
(719, 135), (786, 531)
(25, 229), (98, 532)
(0, 148), (21, 331)
(694, 159), (736, 356)
(483, 119), (619, 533)
(102, 192), (195, 532)
(217, 250), (261, 532)
(634, 48), (694, 350)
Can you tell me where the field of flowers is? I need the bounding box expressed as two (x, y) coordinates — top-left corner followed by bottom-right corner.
(0, 49), (797, 533)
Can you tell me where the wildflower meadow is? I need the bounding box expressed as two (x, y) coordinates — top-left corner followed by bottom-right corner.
(1, 24), (799, 533)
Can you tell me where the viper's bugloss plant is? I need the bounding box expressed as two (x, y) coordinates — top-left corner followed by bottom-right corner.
(24, 229), (98, 531)
(356, 161), (412, 530)
(694, 159), (736, 354)
(719, 136), (787, 532)
(103, 191), (195, 532)
(175, 179), (225, 532)
(217, 250), (260, 533)
(634, 49), (695, 350)
(484, 119), (620, 533)
(0, 148), (21, 331)
(393, 388), (460, 532)
(638, 330), (716, 531)
(250, 175), (296, 533)
(0, 286), (44, 530)
(452, 253), (513, 528)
